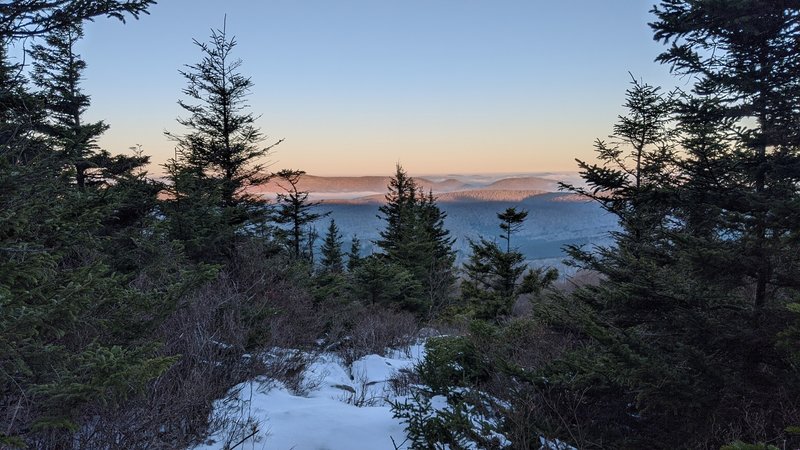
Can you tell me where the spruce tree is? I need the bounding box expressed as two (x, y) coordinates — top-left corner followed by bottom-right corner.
(461, 208), (554, 322)
(351, 255), (422, 310)
(0, 4), (188, 447)
(541, 5), (800, 445)
(0, 43), (45, 165)
(347, 235), (363, 272)
(652, 0), (800, 326)
(376, 164), (420, 260)
(0, 1), (154, 39)
(273, 169), (326, 259)
(29, 23), (115, 189)
(497, 207), (527, 253)
(164, 22), (281, 259)
(375, 164), (455, 315)
(319, 218), (344, 273)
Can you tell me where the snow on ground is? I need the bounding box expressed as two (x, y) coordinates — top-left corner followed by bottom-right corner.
(192, 344), (425, 450)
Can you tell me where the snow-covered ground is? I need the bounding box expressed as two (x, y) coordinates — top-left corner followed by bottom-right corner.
(192, 345), (425, 450)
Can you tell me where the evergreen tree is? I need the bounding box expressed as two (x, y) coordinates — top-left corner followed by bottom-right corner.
(29, 23), (147, 189)
(461, 237), (525, 321)
(497, 207), (527, 253)
(319, 218), (344, 274)
(375, 164), (456, 315)
(0, 1), (154, 39)
(351, 255), (422, 311)
(461, 208), (555, 322)
(541, 5), (800, 444)
(347, 235), (363, 272)
(652, 0), (800, 328)
(273, 169), (326, 259)
(376, 164), (420, 260)
(164, 22), (280, 260)
(0, 4), (191, 447)
(0, 43), (45, 166)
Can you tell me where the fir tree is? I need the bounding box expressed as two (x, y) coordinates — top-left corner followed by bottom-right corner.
(0, 43), (45, 166)
(164, 21), (280, 259)
(652, 0), (800, 324)
(542, 5), (800, 444)
(273, 169), (326, 259)
(0, 1), (154, 39)
(376, 163), (419, 260)
(351, 255), (422, 311)
(461, 209), (555, 322)
(347, 235), (363, 272)
(320, 218), (344, 274)
(29, 23), (118, 189)
(497, 207), (527, 253)
(0, 4), (189, 447)
(375, 164), (455, 315)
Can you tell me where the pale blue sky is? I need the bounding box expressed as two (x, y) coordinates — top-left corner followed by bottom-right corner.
(63, 0), (679, 175)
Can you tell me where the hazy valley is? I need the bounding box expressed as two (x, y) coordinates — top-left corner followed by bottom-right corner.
(256, 172), (617, 271)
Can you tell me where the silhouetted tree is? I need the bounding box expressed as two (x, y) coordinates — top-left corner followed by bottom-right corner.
(0, 44), (45, 165)
(542, 6), (800, 444)
(273, 169), (326, 259)
(320, 218), (344, 274)
(29, 23), (110, 189)
(375, 164), (455, 315)
(0, 0), (154, 39)
(497, 207), (527, 253)
(164, 21), (280, 259)
(347, 235), (363, 272)
(461, 210), (555, 322)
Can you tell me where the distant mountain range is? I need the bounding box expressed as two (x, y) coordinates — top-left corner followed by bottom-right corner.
(253, 173), (581, 203)
(250, 172), (613, 272)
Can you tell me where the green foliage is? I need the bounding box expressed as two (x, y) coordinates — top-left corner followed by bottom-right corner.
(347, 235), (363, 272)
(164, 23), (279, 261)
(350, 255), (423, 312)
(273, 169), (326, 259)
(417, 336), (488, 393)
(0, 4), (329, 448)
(393, 334), (508, 448)
(536, 5), (800, 447)
(394, 322), (568, 449)
(391, 388), (502, 450)
(460, 209), (557, 322)
(319, 218), (344, 273)
(376, 164), (456, 316)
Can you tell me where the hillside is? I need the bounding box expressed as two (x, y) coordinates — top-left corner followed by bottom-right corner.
(483, 176), (561, 191)
(255, 174), (472, 194)
(322, 189), (552, 204)
(251, 173), (576, 196)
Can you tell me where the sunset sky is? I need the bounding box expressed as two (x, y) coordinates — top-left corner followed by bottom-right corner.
(64, 0), (679, 176)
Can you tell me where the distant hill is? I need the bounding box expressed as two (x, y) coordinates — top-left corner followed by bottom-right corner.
(254, 174), (472, 195)
(257, 175), (390, 194)
(324, 189), (552, 204)
(483, 176), (560, 191)
(437, 189), (548, 202)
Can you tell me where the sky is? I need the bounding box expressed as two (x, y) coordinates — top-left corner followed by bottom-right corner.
(43, 0), (681, 176)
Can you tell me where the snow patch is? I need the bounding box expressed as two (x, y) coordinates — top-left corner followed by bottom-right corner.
(192, 344), (426, 450)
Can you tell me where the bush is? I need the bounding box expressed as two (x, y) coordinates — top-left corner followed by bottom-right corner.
(417, 336), (489, 395)
(328, 303), (419, 368)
